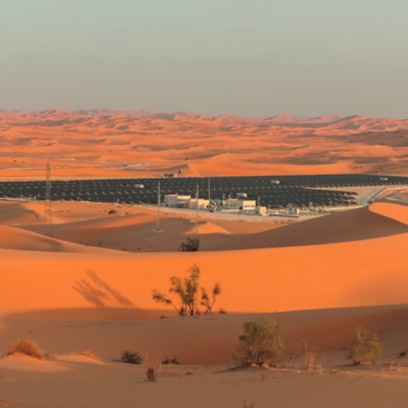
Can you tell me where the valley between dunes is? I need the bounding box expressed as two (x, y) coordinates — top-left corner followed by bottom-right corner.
(0, 196), (408, 407)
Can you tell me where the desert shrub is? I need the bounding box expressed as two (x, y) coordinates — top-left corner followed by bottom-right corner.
(180, 237), (200, 252)
(107, 209), (117, 214)
(161, 356), (180, 365)
(348, 327), (384, 364)
(238, 316), (284, 367)
(152, 264), (221, 316)
(8, 338), (44, 360)
(121, 350), (142, 364)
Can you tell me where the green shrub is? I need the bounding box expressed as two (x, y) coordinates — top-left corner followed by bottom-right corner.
(348, 327), (384, 364)
(152, 264), (221, 316)
(238, 316), (284, 367)
(121, 350), (142, 364)
(180, 237), (200, 252)
(8, 338), (44, 360)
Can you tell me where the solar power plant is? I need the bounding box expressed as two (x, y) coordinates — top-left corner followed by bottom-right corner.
(0, 174), (408, 209)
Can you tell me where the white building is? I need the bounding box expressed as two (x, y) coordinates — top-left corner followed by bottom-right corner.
(164, 194), (191, 208)
(188, 198), (210, 209)
(225, 198), (257, 214)
(256, 206), (268, 216)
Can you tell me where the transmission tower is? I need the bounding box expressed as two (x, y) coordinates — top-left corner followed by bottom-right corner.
(44, 162), (53, 237)
(155, 181), (163, 232)
(195, 184), (199, 235)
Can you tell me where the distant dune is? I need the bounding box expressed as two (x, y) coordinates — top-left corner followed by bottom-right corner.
(1, 110), (407, 178)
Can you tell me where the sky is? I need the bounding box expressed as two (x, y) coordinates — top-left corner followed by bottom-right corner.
(1, 0), (407, 118)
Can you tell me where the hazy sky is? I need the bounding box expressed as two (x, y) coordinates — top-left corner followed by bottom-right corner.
(1, 0), (407, 117)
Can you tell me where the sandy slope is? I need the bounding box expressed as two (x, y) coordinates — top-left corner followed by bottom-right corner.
(1, 306), (408, 407)
(0, 202), (407, 315)
(0, 198), (408, 406)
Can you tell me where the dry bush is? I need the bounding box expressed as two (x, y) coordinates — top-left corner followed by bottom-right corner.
(121, 350), (142, 364)
(303, 342), (325, 375)
(161, 356), (180, 365)
(180, 237), (200, 252)
(238, 316), (284, 367)
(348, 327), (384, 364)
(8, 338), (44, 360)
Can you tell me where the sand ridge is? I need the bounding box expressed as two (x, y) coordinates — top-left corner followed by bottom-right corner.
(1, 110), (408, 178)
(0, 202), (407, 315)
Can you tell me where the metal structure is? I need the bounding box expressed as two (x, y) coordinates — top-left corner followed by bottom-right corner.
(155, 181), (162, 232)
(1, 174), (407, 209)
(44, 162), (53, 237)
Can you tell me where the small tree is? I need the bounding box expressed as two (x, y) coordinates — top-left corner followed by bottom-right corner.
(200, 283), (221, 314)
(238, 316), (284, 367)
(348, 327), (384, 364)
(152, 264), (221, 316)
(180, 237), (200, 252)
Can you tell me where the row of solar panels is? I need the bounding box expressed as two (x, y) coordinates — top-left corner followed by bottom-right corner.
(0, 174), (406, 208)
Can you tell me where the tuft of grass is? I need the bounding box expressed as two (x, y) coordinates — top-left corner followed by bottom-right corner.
(303, 342), (325, 375)
(8, 338), (44, 360)
(121, 350), (142, 364)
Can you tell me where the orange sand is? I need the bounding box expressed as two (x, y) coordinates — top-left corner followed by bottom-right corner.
(1, 109), (408, 406)
(0, 110), (407, 178)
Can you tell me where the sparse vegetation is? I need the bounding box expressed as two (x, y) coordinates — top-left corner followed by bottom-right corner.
(107, 209), (117, 214)
(152, 264), (221, 317)
(348, 326), (384, 364)
(121, 350), (142, 364)
(161, 356), (180, 365)
(8, 338), (44, 360)
(302, 341), (325, 374)
(180, 237), (200, 252)
(238, 316), (284, 367)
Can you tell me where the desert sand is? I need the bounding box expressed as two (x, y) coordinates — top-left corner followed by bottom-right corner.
(0, 110), (408, 179)
(1, 110), (408, 406)
(0, 195), (407, 406)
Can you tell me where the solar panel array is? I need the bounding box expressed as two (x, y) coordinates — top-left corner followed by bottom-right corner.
(0, 174), (407, 209)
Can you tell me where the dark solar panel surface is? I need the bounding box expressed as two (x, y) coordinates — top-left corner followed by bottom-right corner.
(0, 174), (407, 209)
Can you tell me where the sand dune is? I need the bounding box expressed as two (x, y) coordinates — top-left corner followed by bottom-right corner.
(0, 202), (406, 316)
(0, 110), (407, 408)
(1, 110), (408, 178)
(213, 203), (408, 250)
(0, 195), (407, 406)
(0, 225), (111, 253)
